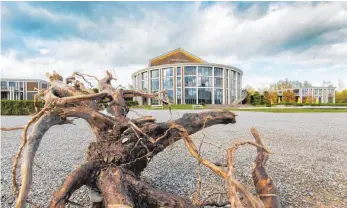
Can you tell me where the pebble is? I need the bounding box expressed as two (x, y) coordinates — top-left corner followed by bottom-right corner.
(1, 111), (347, 207)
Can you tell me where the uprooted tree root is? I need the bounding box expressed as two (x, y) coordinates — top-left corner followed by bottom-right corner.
(2, 70), (281, 208)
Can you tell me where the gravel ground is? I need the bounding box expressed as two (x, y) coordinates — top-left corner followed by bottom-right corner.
(1, 110), (347, 208)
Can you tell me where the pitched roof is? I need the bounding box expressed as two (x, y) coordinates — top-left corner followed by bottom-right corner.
(148, 48), (207, 67)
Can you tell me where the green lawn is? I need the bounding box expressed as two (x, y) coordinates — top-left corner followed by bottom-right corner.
(231, 108), (347, 113)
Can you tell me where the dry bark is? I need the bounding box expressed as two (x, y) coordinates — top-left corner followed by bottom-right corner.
(2, 70), (280, 208)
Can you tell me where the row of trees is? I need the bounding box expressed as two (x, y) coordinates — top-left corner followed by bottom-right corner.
(269, 79), (312, 90)
(245, 90), (296, 106)
(245, 79), (347, 105)
(336, 90), (347, 103)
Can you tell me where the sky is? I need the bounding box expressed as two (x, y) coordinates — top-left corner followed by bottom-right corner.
(1, 1), (347, 90)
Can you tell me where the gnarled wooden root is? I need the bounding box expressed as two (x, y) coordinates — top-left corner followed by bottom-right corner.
(9, 70), (281, 208)
(98, 167), (134, 207)
(251, 128), (281, 208)
(15, 115), (64, 208)
(123, 172), (198, 208)
(50, 161), (102, 208)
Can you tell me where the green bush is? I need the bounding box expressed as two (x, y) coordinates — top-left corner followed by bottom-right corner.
(302, 103), (347, 106)
(335, 103), (347, 106)
(1, 100), (44, 115)
(266, 104), (272, 107)
(251, 92), (262, 105)
(126, 100), (139, 107)
(282, 102), (294, 106)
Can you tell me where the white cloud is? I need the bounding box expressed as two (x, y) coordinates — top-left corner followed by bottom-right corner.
(1, 1), (347, 90)
(16, 2), (98, 31)
(1, 4), (10, 17)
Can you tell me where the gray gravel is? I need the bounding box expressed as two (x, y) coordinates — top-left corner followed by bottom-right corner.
(1, 110), (347, 207)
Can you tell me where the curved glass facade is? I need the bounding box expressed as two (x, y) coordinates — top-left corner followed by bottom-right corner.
(132, 63), (243, 105)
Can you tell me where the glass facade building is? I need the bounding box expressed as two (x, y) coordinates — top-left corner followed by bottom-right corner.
(131, 48), (243, 105)
(0, 79), (50, 100)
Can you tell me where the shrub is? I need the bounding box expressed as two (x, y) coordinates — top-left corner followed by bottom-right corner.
(303, 103), (347, 106)
(126, 100), (139, 107)
(252, 92), (262, 105)
(283, 90), (296, 103)
(1, 100), (44, 115)
(282, 102), (294, 106)
(266, 104), (272, 107)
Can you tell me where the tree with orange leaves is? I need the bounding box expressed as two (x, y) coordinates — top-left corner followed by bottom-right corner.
(264, 90), (278, 104)
(283, 90), (296, 103)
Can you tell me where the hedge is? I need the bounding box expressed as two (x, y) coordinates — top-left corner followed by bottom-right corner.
(1, 100), (44, 115)
(126, 100), (139, 107)
(306, 103), (347, 106)
(272, 103), (347, 107)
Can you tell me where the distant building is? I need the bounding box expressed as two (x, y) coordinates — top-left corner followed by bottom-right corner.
(131, 48), (244, 105)
(275, 87), (336, 103)
(1, 79), (50, 100)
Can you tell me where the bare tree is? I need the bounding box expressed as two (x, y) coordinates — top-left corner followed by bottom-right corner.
(322, 80), (334, 88)
(3, 71), (281, 208)
(338, 79), (345, 91)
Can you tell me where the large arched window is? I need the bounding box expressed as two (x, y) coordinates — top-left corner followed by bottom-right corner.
(162, 67), (174, 102)
(214, 67), (223, 104)
(150, 69), (160, 104)
(185, 88), (197, 104)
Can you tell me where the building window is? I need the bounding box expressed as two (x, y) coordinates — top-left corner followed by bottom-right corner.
(184, 66), (196, 76)
(177, 67), (182, 104)
(177, 67), (181, 76)
(41, 83), (47, 89)
(162, 77), (174, 89)
(166, 90), (174, 102)
(1, 81), (7, 89)
(225, 69), (229, 104)
(162, 67), (174, 102)
(198, 77), (212, 87)
(229, 70), (235, 102)
(27, 92), (36, 100)
(185, 88), (197, 104)
(198, 88), (212, 104)
(177, 77), (182, 87)
(214, 89), (223, 104)
(315, 89), (319, 95)
(198, 66), (212, 76)
(151, 79), (159, 93)
(329, 89), (334, 95)
(151, 69), (159, 78)
(185, 76), (196, 87)
(1, 92), (8, 100)
(214, 77), (223, 88)
(9, 82), (16, 88)
(162, 67), (173, 77)
(142, 72), (148, 92)
(214, 67), (223, 77)
(151, 75), (159, 105)
(151, 69), (160, 93)
(237, 73), (241, 99)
